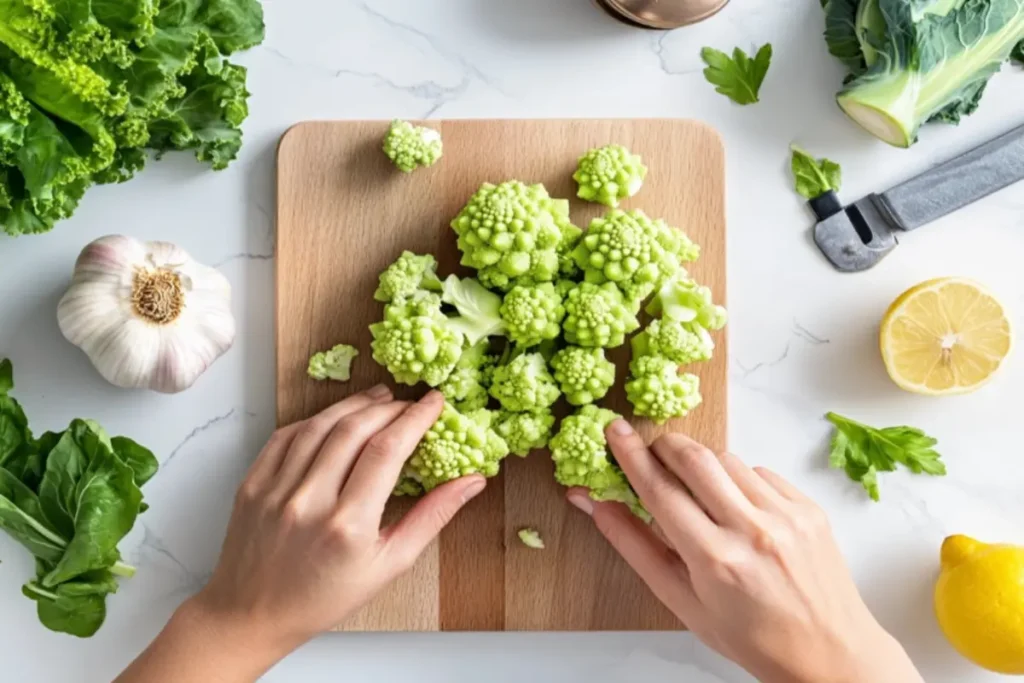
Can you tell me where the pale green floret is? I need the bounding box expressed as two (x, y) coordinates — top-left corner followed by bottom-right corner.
(494, 408), (556, 457)
(573, 145), (648, 208)
(552, 199), (584, 278)
(382, 120), (443, 172)
(374, 251), (442, 303)
(490, 352), (561, 412)
(518, 528), (545, 549)
(646, 272), (728, 329)
(439, 341), (497, 412)
(573, 209), (694, 304)
(441, 275), (507, 346)
(562, 282), (640, 348)
(500, 282), (566, 348)
(307, 344), (359, 381)
(631, 318), (715, 366)
(550, 405), (649, 521)
(394, 402), (509, 495)
(626, 356), (702, 425)
(450, 181), (564, 291)
(370, 293), (464, 387)
(549, 346), (616, 406)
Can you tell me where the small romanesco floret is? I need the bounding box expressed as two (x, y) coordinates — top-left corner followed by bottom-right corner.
(490, 352), (561, 412)
(439, 341), (497, 412)
(631, 317), (715, 366)
(375, 251), (442, 303)
(551, 198), (584, 278)
(550, 405), (649, 521)
(562, 282), (640, 349)
(626, 355), (702, 425)
(518, 528), (545, 549)
(500, 282), (566, 348)
(395, 402), (509, 495)
(573, 145), (648, 208)
(370, 293), (464, 387)
(494, 409), (556, 457)
(440, 275), (507, 346)
(549, 346), (616, 406)
(646, 272), (727, 329)
(382, 120), (443, 173)
(573, 209), (695, 305)
(450, 181), (564, 291)
(308, 344), (359, 381)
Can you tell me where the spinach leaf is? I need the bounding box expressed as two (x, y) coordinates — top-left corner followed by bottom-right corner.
(22, 571), (114, 638)
(111, 436), (159, 487)
(0, 468), (67, 563)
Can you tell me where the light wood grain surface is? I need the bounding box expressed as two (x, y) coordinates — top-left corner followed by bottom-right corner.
(276, 119), (727, 631)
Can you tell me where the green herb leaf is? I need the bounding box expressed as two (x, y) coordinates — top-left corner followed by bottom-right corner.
(791, 145), (842, 199)
(700, 44), (773, 105)
(825, 412), (945, 501)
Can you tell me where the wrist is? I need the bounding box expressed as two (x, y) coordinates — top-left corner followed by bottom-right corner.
(815, 631), (923, 683)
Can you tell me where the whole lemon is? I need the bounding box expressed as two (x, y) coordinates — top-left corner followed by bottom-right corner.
(934, 534), (1024, 674)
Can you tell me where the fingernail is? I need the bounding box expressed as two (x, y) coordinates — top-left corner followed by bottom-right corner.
(419, 390), (443, 405)
(462, 477), (486, 502)
(568, 493), (594, 516)
(367, 384), (391, 399)
(609, 419), (634, 437)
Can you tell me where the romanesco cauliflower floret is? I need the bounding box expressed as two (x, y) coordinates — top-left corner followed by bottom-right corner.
(382, 120), (442, 173)
(550, 405), (649, 520)
(573, 209), (691, 305)
(440, 275), (507, 345)
(370, 293), (464, 387)
(551, 198), (584, 278)
(439, 341), (497, 412)
(500, 282), (565, 348)
(631, 317), (715, 366)
(562, 282), (640, 349)
(450, 181), (564, 291)
(395, 402), (509, 495)
(626, 355), (702, 425)
(573, 145), (648, 208)
(549, 346), (616, 406)
(375, 251), (442, 303)
(494, 408), (555, 456)
(646, 272), (728, 329)
(489, 352), (561, 412)
(307, 344), (359, 381)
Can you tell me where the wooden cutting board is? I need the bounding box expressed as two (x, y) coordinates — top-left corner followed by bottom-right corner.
(276, 119), (727, 631)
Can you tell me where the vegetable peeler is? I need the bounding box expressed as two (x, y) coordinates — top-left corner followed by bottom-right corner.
(811, 124), (1024, 272)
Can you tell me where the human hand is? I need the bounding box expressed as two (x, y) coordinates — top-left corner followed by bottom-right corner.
(567, 423), (923, 683)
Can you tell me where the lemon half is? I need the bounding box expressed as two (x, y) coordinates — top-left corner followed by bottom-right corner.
(880, 278), (1013, 395)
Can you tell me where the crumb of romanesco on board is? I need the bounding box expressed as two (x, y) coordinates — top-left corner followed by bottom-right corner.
(308, 345), (359, 381)
(382, 120), (442, 173)
(518, 528), (545, 550)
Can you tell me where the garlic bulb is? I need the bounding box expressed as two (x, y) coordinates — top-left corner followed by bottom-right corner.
(57, 235), (236, 394)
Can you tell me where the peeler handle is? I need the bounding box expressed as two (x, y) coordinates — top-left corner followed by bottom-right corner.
(875, 123), (1024, 232)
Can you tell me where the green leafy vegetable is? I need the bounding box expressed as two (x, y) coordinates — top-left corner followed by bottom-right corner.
(826, 412), (945, 501)
(700, 44), (773, 105)
(790, 145), (842, 200)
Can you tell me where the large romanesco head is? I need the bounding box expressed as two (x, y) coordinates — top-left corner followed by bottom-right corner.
(382, 120), (443, 173)
(500, 282), (566, 348)
(573, 145), (648, 208)
(550, 405), (648, 520)
(439, 341), (497, 412)
(307, 344), (359, 381)
(573, 209), (695, 305)
(549, 346), (616, 406)
(631, 317), (715, 366)
(450, 181), (564, 291)
(369, 293), (464, 387)
(494, 409), (556, 457)
(395, 403), (510, 494)
(374, 251), (442, 303)
(626, 355), (702, 425)
(489, 352), (561, 412)
(562, 282), (640, 349)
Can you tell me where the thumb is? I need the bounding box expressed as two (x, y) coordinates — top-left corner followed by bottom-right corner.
(382, 475), (487, 572)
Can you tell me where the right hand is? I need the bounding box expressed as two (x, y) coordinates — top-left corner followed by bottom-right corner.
(567, 421), (924, 683)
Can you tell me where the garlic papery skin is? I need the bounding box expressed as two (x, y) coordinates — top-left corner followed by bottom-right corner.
(57, 235), (236, 394)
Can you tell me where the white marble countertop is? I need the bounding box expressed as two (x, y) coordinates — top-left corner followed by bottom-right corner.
(2, 1), (1023, 681)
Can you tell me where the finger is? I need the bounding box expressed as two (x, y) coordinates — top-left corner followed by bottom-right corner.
(569, 488), (703, 624)
(297, 400), (412, 507)
(380, 475), (487, 573)
(716, 451), (786, 512)
(605, 420), (721, 562)
(753, 466), (812, 504)
(339, 391), (446, 522)
(269, 385), (392, 501)
(651, 434), (758, 530)
(242, 422), (302, 495)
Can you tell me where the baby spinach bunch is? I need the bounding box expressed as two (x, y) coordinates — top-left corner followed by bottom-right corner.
(0, 359), (157, 637)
